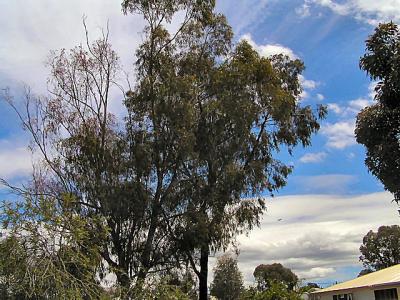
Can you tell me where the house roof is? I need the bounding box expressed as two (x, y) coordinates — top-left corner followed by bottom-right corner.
(313, 264), (400, 294)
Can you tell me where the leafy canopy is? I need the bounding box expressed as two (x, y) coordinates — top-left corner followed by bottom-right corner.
(253, 263), (298, 291)
(1, 0), (326, 298)
(356, 22), (400, 202)
(360, 225), (400, 271)
(210, 254), (244, 300)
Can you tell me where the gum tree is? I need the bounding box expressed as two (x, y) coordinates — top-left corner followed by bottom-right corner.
(356, 22), (400, 203)
(2, 1), (326, 298)
(122, 1), (326, 298)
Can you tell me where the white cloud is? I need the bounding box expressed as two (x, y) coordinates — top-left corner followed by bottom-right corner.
(311, 0), (351, 16)
(299, 75), (319, 90)
(325, 82), (376, 149)
(0, 139), (32, 180)
(0, 0), (195, 120)
(328, 97), (373, 117)
(304, 0), (400, 25)
(321, 120), (356, 149)
(348, 98), (372, 111)
(300, 90), (310, 100)
(317, 93), (325, 101)
(240, 34), (298, 59)
(301, 267), (336, 279)
(300, 152), (327, 163)
(213, 192), (399, 284)
(0, 0), (146, 92)
(328, 103), (343, 114)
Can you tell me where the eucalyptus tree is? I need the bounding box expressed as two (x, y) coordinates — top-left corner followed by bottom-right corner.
(2, 2), (220, 296)
(356, 22), (400, 203)
(122, 1), (326, 298)
(360, 225), (400, 271)
(1, 1), (326, 298)
(254, 263), (298, 291)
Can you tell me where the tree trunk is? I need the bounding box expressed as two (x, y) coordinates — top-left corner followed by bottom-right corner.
(116, 271), (130, 290)
(135, 202), (160, 292)
(199, 245), (209, 300)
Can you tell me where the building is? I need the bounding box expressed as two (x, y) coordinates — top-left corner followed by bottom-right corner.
(310, 264), (400, 300)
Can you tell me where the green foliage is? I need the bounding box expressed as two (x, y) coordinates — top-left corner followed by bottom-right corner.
(0, 193), (109, 299)
(122, 0), (216, 25)
(121, 0), (325, 297)
(356, 22), (400, 201)
(303, 282), (320, 290)
(359, 225), (400, 271)
(240, 281), (302, 300)
(130, 283), (192, 300)
(0, 236), (30, 299)
(164, 269), (198, 299)
(1, 0), (326, 298)
(121, 273), (197, 300)
(360, 22), (400, 109)
(253, 263), (298, 291)
(355, 104), (400, 201)
(239, 287), (259, 300)
(210, 254), (244, 300)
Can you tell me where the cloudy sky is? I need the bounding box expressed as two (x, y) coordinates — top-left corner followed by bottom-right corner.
(1, 0), (400, 287)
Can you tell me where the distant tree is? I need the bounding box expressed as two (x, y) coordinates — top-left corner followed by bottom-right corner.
(358, 269), (374, 277)
(306, 283), (320, 289)
(210, 254), (244, 300)
(297, 282), (320, 293)
(240, 281), (301, 300)
(253, 263), (298, 291)
(355, 22), (400, 202)
(360, 225), (400, 271)
(260, 281), (302, 300)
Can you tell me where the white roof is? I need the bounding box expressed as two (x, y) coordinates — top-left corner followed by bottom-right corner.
(313, 264), (400, 294)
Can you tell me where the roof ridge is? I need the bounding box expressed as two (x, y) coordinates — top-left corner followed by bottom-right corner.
(312, 264), (400, 294)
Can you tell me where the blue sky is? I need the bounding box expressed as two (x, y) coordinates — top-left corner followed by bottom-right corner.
(218, 0), (384, 197)
(1, 0), (400, 286)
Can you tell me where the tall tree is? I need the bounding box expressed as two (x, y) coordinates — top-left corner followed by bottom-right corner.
(1, 24), (181, 295)
(253, 263), (298, 291)
(210, 254), (244, 300)
(178, 46), (325, 299)
(359, 225), (400, 271)
(122, 0), (223, 294)
(355, 22), (400, 202)
(122, 1), (326, 298)
(2, 1), (325, 298)
(1, 26), (126, 296)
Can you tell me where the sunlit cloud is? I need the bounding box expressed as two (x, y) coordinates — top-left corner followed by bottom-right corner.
(210, 192), (398, 284)
(301, 0), (400, 25)
(321, 120), (356, 149)
(300, 152), (328, 163)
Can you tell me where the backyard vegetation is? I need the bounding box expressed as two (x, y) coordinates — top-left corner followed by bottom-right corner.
(0, 0), (399, 300)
